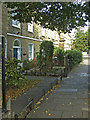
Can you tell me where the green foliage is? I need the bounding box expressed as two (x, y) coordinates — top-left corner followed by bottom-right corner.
(23, 59), (30, 70)
(74, 28), (89, 51)
(66, 50), (83, 69)
(23, 59), (39, 70)
(54, 47), (64, 65)
(5, 58), (25, 87)
(38, 41), (54, 73)
(5, 2), (89, 33)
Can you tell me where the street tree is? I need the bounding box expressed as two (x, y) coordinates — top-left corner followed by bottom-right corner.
(5, 2), (89, 33)
(74, 28), (89, 51)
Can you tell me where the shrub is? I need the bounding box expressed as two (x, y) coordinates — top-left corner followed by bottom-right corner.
(54, 47), (64, 65)
(5, 58), (25, 87)
(38, 41), (54, 73)
(66, 50), (83, 69)
(23, 59), (30, 70)
(23, 59), (39, 70)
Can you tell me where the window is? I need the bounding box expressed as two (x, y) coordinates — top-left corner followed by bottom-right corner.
(28, 22), (33, 33)
(42, 27), (45, 36)
(12, 12), (20, 28)
(13, 39), (21, 60)
(56, 32), (59, 40)
(13, 40), (20, 46)
(48, 29), (51, 38)
(52, 31), (55, 39)
(28, 44), (34, 60)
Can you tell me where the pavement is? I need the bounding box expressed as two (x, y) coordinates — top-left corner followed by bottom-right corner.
(27, 58), (89, 118)
(11, 76), (58, 118)
(83, 52), (90, 59)
(0, 58), (2, 120)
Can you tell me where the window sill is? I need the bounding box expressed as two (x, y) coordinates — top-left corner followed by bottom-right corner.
(12, 24), (20, 29)
(42, 35), (45, 37)
(48, 37), (50, 39)
(28, 30), (33, 33)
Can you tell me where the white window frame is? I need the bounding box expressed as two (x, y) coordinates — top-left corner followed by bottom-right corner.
(28, 22), (33, 33)
(52, 31), (55, 40)
(13, 39), (21, 60)
(48, 29), (51, 38)
(12, 12), (20, 29)
(56, 32), (59, 40)
(28, 43), (34, 61)
(42, 27), (45, 36)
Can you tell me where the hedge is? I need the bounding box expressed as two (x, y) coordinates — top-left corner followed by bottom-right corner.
(66, 50), (83, 69)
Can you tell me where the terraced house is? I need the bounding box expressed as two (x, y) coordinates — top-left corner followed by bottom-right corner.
(1, 4), (73, 61)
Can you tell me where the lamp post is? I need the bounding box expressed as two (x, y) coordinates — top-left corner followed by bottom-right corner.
(2, 36), (6, 112)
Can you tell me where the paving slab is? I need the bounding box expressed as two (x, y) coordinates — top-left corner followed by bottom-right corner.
(27, 58), (88, 118)
(11, 76), (58, 116)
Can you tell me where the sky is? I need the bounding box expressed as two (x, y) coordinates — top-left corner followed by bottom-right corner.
(69, 21), (89, 39)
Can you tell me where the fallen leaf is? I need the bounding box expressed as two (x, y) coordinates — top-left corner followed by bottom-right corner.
(36, 101), (41, 105)
(46, 98), (48, 100)
(48, 91), (50, 94)
(50, 89), (53, 92)
(48, 113), (51, 116)
(69, 102), (72, 105)
(67, 102), (72, 105)
(40, 98), (43, 101)
(56, 85), (60, 87)
(45, 110), (48, 113)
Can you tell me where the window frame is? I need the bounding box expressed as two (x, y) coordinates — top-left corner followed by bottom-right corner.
(48, 29), (51, 38)
(28, 22), (33, 33)
(52, 31), (55, 40)
(12, 12), (20, 29)
(42, 27), (45, 37)
(56, 32), (59, 40)
(28, 43), (34, 61)
(13, 39), (21, 60)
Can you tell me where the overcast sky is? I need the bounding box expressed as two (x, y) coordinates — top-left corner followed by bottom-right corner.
(69, 21), (89, 39)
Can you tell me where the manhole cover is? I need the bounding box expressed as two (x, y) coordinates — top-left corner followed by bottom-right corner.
(56, 89), (77, 92)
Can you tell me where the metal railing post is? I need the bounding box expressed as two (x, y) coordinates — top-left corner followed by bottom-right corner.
(2, 36), (7, 112)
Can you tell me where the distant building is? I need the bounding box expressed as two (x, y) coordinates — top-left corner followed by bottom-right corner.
(60, 33), (73, 51)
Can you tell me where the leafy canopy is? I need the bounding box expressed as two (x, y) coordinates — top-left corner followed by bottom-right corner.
(6, 2), (89, 33)
(74, 28), (89, 51)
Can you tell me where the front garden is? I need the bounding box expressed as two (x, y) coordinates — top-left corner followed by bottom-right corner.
(23, 41), (83, 76)
(5, 58), (41, 101)
(5, 40), (83, 101)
